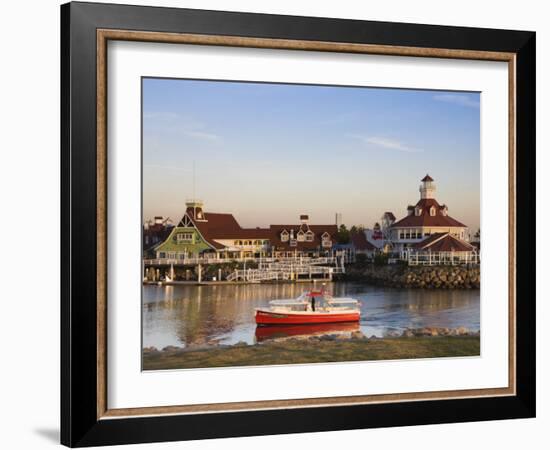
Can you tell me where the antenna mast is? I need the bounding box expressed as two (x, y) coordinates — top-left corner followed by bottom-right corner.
(193, 160), (196, 218)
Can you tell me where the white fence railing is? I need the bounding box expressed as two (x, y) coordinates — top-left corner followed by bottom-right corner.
(143, 255), (343, 266)
(404, 250), (480, 266)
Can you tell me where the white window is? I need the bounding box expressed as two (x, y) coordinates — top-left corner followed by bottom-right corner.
(168, 252), (176, 259)
(415, 207), (422, 216)
(290, 239), (297, 247)
(430, 207), (436, 216)
(297, 231), (305, 242)
(176, 232), (193, 243)
(281, 230), (289, 242)
(305, 231), (314, 242)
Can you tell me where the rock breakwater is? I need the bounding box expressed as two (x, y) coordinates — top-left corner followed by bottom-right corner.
(345, 264), (480, 289)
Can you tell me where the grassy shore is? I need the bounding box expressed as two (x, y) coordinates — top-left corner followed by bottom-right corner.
(143, 336), (480, 370)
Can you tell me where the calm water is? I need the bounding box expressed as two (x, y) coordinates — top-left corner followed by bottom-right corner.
(142, 282), (480, 349)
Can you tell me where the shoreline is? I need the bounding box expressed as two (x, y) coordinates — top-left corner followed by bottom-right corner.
(143, 331), (480, 370)
(143, 264), (480, 289)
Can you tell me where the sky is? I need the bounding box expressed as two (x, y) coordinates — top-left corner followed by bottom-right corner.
(143, 78), (480, 233)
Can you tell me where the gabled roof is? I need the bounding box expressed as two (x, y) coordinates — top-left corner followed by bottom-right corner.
(269, 224), (337, 250)
(391, 198), (466, 228)
(350, 231), (377, 251)
(412, 233), (475, 252)
(185, 209), (244, 249)
(421, 174), (434, 182)
(183, 207), (337, 250)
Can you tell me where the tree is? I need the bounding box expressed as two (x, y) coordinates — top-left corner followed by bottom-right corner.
(336, 224), (350, 244)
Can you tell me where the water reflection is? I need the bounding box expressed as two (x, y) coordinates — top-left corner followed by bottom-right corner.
(255, 322), (360, 342)
(142, 282), (480, 348)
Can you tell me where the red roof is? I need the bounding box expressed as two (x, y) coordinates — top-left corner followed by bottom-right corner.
(391, 198), (466, 228)
(412, 233), (475, 252)
(184, 209), (244, 249)
(184, 208), (336, 250)
(421, 174), (434, 182)
(350, 231), (377, 251)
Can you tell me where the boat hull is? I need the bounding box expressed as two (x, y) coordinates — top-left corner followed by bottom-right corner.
(255, 309), (360, 325)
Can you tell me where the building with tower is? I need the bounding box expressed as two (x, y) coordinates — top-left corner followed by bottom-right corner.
(385, 175), (471, 254)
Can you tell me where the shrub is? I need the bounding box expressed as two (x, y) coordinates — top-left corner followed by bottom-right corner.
(374, 253), (389, 266)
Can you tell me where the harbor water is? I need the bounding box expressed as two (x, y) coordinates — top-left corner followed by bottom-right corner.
(143, 282), (480, 349)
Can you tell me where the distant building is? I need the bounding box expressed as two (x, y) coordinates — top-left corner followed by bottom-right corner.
(143, 216), (174, 256)
(152, 200), (338, 260)
(386, 175), (469, 253)
(365, 222), (385, 249)
(350, 230), (377, 258)
(335, 213), (342, 228)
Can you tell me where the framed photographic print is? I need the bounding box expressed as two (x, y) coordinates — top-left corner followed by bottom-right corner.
(61, 1), (536, 447)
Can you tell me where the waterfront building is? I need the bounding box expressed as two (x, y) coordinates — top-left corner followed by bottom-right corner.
(386, 175), (470, 253)
(404, 232), (479, 265)
(152, 200), (337, 260)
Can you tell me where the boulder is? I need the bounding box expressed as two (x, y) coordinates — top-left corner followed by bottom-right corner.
(161, 345), (180, 353)
(351, 330), (366, 340)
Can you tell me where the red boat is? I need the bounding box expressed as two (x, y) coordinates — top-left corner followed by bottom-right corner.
(255, 289), (360, 326)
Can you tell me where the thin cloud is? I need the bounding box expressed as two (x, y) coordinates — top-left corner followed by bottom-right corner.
(347, 134), (424, 153)
(144, 164), (193, 172)
(183, 130), (220, 141)
(144, 111), (221, 142)
(433, 93), (480, 108)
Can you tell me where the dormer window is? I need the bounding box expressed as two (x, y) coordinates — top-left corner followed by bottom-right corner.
(297, 230), (305, 242)
(441, 205), (448, 216)
(430, 206), (436, 216)
(281, 230), (289, 242)
(415, 206), (422, 216)
(321, 232), (332, 248)
(305, 230), (314, 242)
